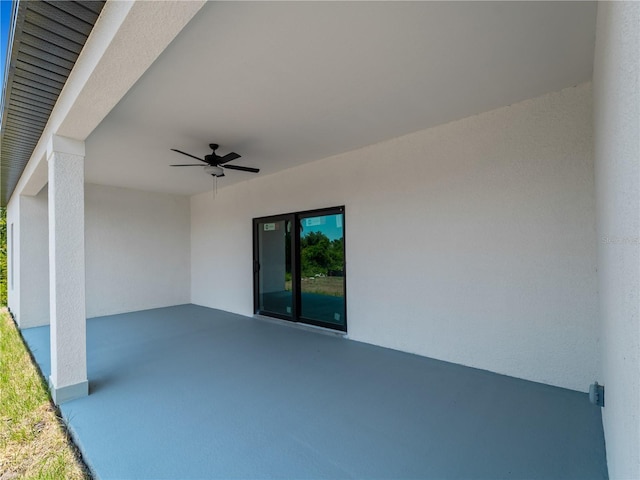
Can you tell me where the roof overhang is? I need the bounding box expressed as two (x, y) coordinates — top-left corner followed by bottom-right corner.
(0, 0), (105, 206)
(0, 0), (205, 206)
(1, 1), (597, 202)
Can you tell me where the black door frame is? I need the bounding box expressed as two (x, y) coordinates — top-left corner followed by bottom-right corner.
(252, 213), (296, 322)
(253, 206), (347, 332)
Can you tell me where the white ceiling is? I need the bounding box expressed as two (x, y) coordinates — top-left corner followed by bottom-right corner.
(85, 1), (597, 196)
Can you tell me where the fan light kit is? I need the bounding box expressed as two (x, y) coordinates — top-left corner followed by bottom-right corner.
(204, 165), (224, 176)
(170, 143), (259, 177)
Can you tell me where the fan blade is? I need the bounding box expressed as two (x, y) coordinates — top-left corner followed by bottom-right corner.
(170, 164), (204, 166)
(217, 152), (241, 164)
(171, 149), (207, 163)
(223, 164), (260, 173)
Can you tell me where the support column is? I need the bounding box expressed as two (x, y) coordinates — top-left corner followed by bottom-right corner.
(47, 135), (88, 404)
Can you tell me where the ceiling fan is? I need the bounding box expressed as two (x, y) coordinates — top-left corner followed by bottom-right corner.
(170, 143), (259, 177)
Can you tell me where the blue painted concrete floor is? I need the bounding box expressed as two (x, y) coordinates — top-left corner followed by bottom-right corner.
(22, 304), (607, 479)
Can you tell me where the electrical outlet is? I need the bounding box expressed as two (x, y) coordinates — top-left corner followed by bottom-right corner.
(589, 382), (604, 407)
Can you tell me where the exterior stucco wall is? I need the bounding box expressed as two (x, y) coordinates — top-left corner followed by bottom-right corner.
(6, 188), (50, 328)
(6, 194), (20, 320)
(593, 2), (640, 478)
(8, 183), (191, 323)
(85, 184), (190, 318)
(20, 190), (50, 328)
(191, 83), (598, 392)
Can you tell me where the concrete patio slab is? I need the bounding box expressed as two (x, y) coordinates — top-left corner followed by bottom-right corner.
(21, 304), (607, 479)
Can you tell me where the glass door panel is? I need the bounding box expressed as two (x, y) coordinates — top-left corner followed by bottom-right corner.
(256, 218), (293, 318)
(299, 213), (345, 328)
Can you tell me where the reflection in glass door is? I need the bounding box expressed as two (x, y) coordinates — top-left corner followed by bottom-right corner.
(255, 218), (293, 318)
(299, 213), (345, 328)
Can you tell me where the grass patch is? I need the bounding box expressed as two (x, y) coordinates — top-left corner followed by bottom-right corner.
(285, 276), (345, 297)
(0, 309), (90, 480)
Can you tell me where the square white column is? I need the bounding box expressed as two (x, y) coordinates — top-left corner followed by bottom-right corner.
(47, 135), (88, 404)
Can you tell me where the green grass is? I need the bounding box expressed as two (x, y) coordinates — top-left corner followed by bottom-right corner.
(285, 276), (345, 297)
(0, 309), (90, 480)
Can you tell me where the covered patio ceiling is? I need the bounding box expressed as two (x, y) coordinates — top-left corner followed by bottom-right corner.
(84, 1), (597, 196)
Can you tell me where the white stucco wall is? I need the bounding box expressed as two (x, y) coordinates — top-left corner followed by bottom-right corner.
(48, 146), (88, 393)
(6, 195), (20, 320)
(8, 183), (191, 323)
(85, 184), (190, 318)
(6, 189), (50, 328)
(593, 2), (640, 478)
(191, 83), (598, 392)
(20, 190), (50, 328)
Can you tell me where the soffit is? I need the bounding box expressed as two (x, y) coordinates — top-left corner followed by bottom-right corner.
(0, 0), (105, 206)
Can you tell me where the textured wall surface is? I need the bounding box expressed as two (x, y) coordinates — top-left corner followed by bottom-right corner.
(6, 195), (20, 319)
(19, 190), (50, 328)
(593, 2), (640, 478)
(48, 149), (87, 389)
(85, 184), (190, 318)
(192, 83), (598, 392)
(6, 189), (50, 328)
(9, 184), (191, 322)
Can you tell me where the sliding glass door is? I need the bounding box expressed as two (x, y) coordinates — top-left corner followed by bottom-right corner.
(254, 207), (346, 331)
(298, 212), (345, 327)
(254, 216), (294, 319)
